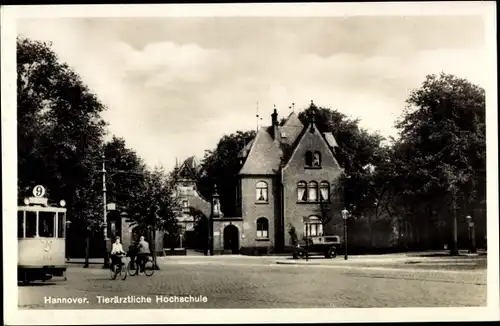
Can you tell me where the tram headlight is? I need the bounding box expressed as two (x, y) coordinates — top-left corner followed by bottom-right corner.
(59, 200), (66, 207)
(23, 198), (30, 205)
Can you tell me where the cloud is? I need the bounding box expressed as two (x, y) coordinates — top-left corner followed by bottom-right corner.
(123, 41), (231, 85)
(16, 16), (488, 172)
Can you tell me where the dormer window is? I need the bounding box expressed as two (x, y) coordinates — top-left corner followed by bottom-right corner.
(312, 152), (321, 167)
(305, 151), (313, 166)
(305, 150), (321, 168)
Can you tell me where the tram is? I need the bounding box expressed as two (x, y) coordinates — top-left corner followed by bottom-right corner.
(18, 185), (68, 283)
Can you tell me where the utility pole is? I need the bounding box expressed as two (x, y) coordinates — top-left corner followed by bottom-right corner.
(100, 154), (151, 268)
(102, 153), (110, 268)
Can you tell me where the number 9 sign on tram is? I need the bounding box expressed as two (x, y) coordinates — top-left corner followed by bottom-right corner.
(33, 185), (46, 198)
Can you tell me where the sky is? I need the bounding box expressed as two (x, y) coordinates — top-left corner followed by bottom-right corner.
(17, 15), (488, 172)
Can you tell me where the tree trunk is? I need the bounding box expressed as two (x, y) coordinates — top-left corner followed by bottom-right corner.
(84, 232), (90, 268)
(450, 191), (459, 255)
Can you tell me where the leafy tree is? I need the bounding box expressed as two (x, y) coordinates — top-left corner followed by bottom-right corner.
(127, 166), (180, 250)
(392, 73), (486, 252)
(17, 37), (107, 261)
(103, 136), (148, 212)
(198, 130), (256, 216)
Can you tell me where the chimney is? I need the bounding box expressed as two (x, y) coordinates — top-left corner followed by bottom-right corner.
(271, 106), (280, 141)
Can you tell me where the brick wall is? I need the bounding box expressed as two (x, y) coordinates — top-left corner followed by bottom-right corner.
(240, 176), (277, 249)
(282, 126), (342, 246)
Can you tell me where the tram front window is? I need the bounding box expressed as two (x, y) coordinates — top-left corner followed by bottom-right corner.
(18, 211), (24, 238)
(25, 211), (37, 238)
(57, 213), (65, 238)
(39, 211), (55, 237)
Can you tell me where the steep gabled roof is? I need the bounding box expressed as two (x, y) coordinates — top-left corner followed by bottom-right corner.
(238, 112), (305, 175)
(282, 120), (343, 171)
(176, 156), (198, 180)
(279, 112), (303, 146)
(238, 127), (283, 175)
(237, 107), (343, 176)
(323, 132), (339, 152)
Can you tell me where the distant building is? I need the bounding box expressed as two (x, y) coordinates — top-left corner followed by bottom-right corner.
(211, 101), (344, 254)
(172, 156), (212, 248)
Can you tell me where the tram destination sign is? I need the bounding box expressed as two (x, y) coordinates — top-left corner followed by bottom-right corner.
(33, 185), (46, 198)
(23, 185), (49, 206)
(25, 197), (48, 206)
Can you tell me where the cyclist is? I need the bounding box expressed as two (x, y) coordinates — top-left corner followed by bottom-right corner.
(136, 235), (151, 273)
(110, 236), (126, 271)
(127, 237), (139, 270)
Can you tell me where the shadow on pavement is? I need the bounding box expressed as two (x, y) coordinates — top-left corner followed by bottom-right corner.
(18, 282), (58, 287)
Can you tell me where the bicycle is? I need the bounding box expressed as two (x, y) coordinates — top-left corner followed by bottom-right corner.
(127, 255), (154, 277)
(109, 254), (128, 280)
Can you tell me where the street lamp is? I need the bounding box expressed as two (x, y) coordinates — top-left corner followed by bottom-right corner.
(342, 208), (349, 260)
(465, 215), (476, 254)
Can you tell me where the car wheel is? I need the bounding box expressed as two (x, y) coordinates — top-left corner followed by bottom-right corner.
(327, 247), (337, 258)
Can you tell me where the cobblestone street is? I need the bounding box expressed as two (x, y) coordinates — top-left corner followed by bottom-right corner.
(18, 256), (487, 309)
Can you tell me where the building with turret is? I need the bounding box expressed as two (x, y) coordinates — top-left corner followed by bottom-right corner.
(209, 101), (344, 254)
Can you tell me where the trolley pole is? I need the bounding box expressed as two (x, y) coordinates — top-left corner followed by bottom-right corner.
(102, 153), (110, 268)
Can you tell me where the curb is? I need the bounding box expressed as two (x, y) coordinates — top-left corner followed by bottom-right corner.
(275, 258), (485, 266)
(276, 261), (322, 266)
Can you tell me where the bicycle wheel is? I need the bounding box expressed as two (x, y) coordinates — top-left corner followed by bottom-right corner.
(143, 260), (154, 276)
(119, 263), (127, 280)
(109, 265), (117, 280)
(127, 261), (138, 276)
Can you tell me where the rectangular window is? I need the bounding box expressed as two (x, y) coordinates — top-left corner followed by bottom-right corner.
(320, 188), (329, 201)
(256, 188), (268, 202)
(310, 224), (317, 236)
(57, 213), (65, 238)
(297, 188), (306, 201)
(18, 211), (24, 238)
(304, 223), (323, 237)
(257, 229), (268, 239)
(308, 188), (318, 202)
(39, 211), (55, 237)
(25, 211), (37, 237)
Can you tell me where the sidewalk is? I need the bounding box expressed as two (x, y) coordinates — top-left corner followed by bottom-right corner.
(275, 250), (487, 266)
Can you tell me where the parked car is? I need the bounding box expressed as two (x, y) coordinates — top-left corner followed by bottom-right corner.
(292, 235), (342, 259)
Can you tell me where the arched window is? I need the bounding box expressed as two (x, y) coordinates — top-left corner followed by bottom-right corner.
(320, 181), (330, 201)
(297, 181), (307, 202)
(256, 217), (269, 239)
(308, 181), (318, 202)
(304, 215), (323, 237)
(256, 181), (268, 202)
(313, 151), (321, 167)
(305, 151), (313, 166)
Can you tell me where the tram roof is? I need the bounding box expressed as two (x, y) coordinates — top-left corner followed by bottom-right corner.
(18, 205), (67, 213)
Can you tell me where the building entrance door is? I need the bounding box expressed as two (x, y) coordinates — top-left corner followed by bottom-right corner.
(223, 225), (239, 254)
